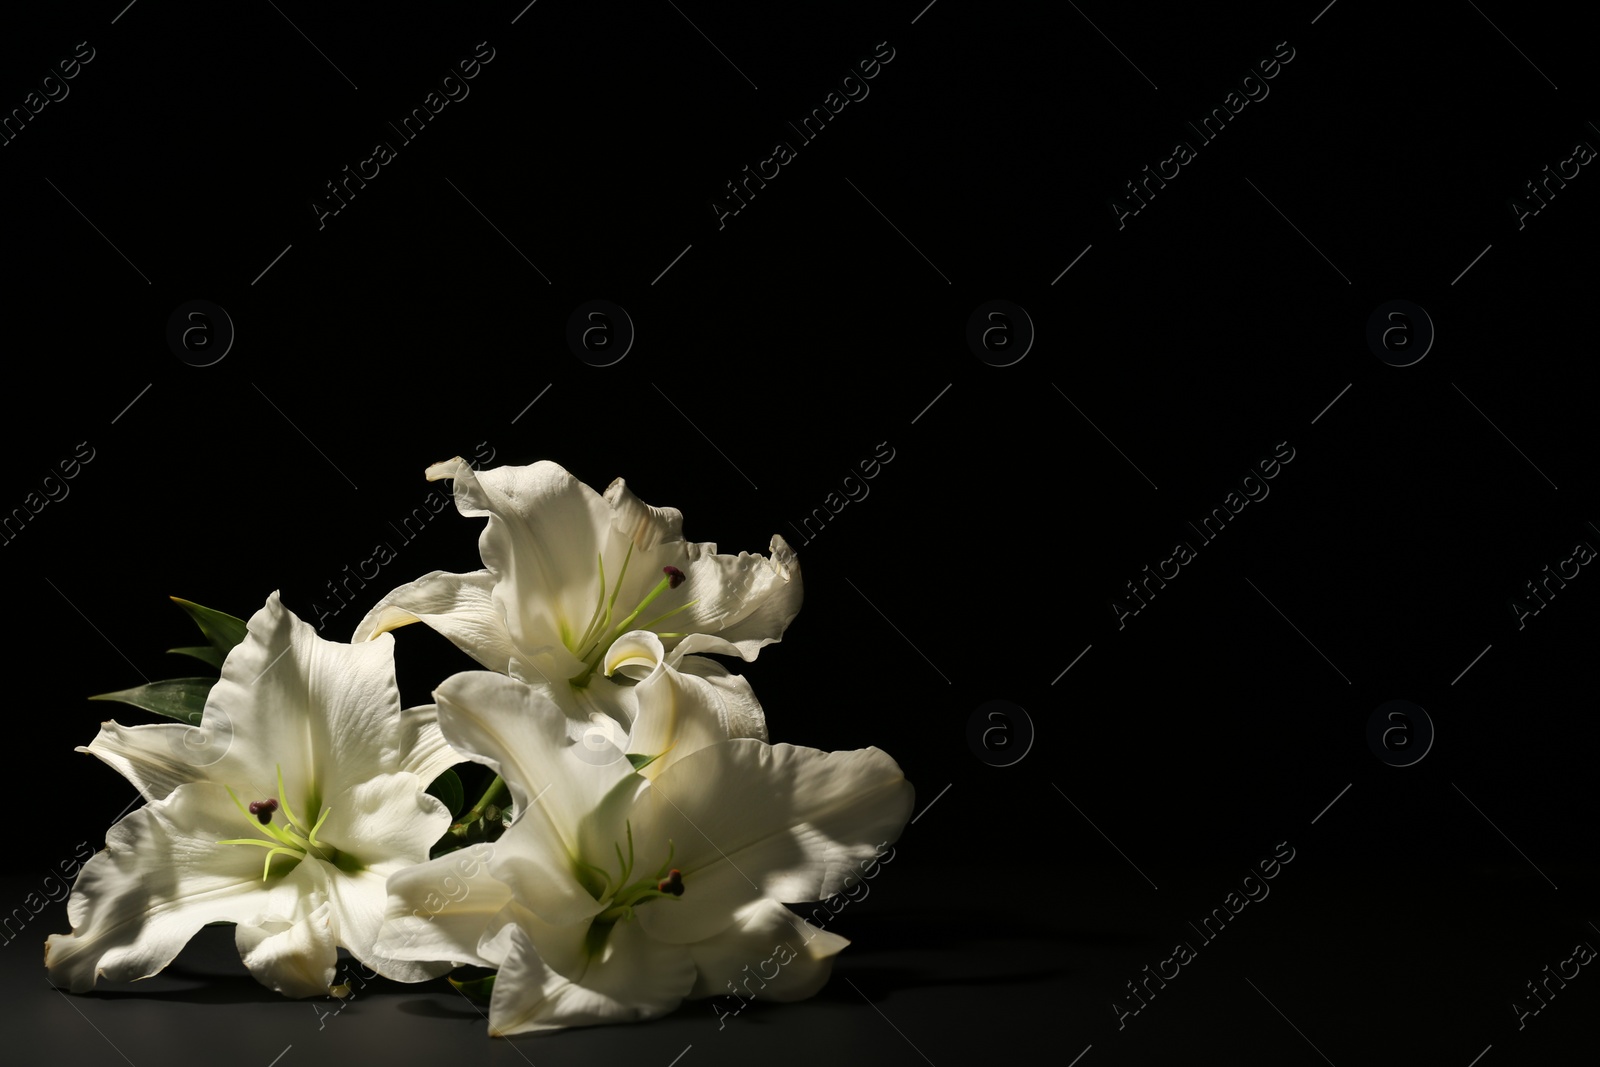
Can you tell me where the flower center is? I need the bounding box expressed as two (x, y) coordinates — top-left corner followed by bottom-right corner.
(573, 821), (683, 953)
(565, 544), (697, 687)
(217, 765), (360, 880)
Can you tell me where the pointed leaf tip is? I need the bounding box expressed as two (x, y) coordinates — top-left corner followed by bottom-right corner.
(169, 598), (249, 661)
(88, 677), (215, 726)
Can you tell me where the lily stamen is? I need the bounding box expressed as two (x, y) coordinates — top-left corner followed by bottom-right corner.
(568, 556), (699, 686)
(221, 773), (339, 881)
(276, 765), (309, 835)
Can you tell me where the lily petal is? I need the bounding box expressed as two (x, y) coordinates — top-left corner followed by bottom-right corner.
(395, 703), (461, 787)
(374, 845), (512, 971)
(45, 782), (316, 993)
(200, 591), (406, 805)
(605, 633), (765, 778)
(236, 897), (339, 998)
(486, 917), (696, 1036)
(427, 458), (614, 674)
(603, 481), (802, 662)
(352, 568), (526, 674)
(315, 772), (449, 868)
(675, 654), (768, 744)
(632, 742), (913, 945)
(81, 721), (203, 803)
(322, 862), (452, 984)
(602, 476), (685, 549)
(686, 898), (850, 1003)
(434, 670), (634, 927)
(666, 534), (802, 663)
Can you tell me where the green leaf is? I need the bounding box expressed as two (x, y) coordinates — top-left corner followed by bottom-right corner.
(167, 645), (224, 669)
(89, 678), (216, 726)
(427, 769), (465, 817)
(170, 597), (249, 661)
(448, 971), (496, 1002)
(626, 751), (663, 773)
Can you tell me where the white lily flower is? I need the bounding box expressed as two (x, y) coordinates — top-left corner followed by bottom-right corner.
(374, 668), (913, 1035)
(46, 592), (459, 998)
(351, 459), (800, 742)
(540, 627), (771, 772)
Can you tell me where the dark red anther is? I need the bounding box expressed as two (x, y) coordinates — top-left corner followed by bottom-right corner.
(663, 566), (685, 590)
(248, 798), (279, 824)
(657, 868), (685, 896)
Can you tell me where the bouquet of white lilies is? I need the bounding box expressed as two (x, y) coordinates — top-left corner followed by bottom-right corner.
(46, 459), (913, 1036)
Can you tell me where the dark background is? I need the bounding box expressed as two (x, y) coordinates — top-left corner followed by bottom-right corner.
(3, 1), (1597, 1063)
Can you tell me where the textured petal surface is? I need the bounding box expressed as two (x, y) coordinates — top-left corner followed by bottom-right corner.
(323, 862), (452, 984)
(46, 782), (317, 993)
(605, 633), (761, 777)
(375, 845), (512, 971)
(395, 703), (461, 787)
(197, 592), (406, 808)
(486, 918), (696, 1036)
(633, 742), (913, 945)
(316, 772), (449, 869)
(430, 458), (612, 675)
(352, 569), (525, 673)
(434, 670), (634, 927)
(674, 655), (767, 743)
(81, 721), (202, 803)
(235, 895), (339, 998)
(664, 534), (803, 663)
(687, 898), (850, 1004)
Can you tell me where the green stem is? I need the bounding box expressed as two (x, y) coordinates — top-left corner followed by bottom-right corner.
(451, 775), (507, 834)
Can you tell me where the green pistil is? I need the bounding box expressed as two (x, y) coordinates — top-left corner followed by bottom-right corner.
(219, 765), (348, 881)
(590, 826), (682, 925)
(567, 551), (700, 687)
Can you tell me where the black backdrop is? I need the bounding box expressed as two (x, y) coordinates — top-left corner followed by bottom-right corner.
(3, 2), (1597, 1064)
